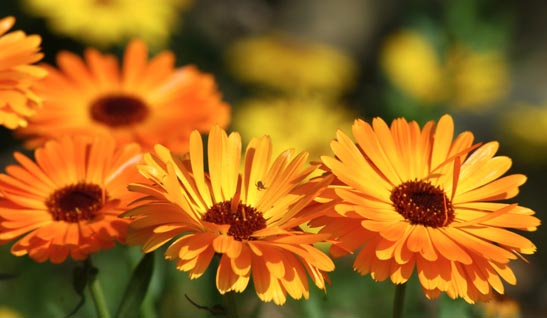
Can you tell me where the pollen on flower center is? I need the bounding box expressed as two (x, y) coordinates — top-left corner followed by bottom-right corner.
(203, 201), (267, 241)
(45, 183), (105, 223)
(90, 94), (149, 127)
(390, 180), (455, 227)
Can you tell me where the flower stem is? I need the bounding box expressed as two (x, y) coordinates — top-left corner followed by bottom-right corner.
(393, 283), (407, 318)
(89, 267), (111, 318)
(222, 291), (240, 318)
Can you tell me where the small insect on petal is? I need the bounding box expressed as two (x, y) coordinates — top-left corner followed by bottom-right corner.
(255, 181), (267, 191)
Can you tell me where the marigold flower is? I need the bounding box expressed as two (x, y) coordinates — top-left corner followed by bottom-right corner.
(313, 114), (540, 303)
(0, 16), (46, 129)
(124, 126), (334, 305)
(22, 0), (192, 48)
(17, 39), (230, 153)
(0, 135), (143, 263)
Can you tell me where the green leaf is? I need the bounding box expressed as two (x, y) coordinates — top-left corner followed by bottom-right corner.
(115, 252), (155, 318)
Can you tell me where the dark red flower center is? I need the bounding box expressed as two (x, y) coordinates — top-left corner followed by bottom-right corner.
(202, 201), (267, 241)
(390, 180), (455, 227)
(45, 183), (105, 223)
(90, 94), (149, 127)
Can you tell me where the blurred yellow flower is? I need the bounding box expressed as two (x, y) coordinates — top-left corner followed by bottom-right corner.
(0, 306), (23, 318)
(477, 293), (521, 318)
(447, 46), (510, 110)
(380, 29), (510, 110)
(380, 30), (446, 104)
(500, 105), (547, 163)
(503, 105), (547, 145)
(226, 34), (357, 97)
(232, 97), (355, 161)
(23, 0), (192, 48)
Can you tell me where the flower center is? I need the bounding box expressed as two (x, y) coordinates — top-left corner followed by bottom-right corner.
(89, 94), (149, 127)
(45, 183), (105, 223)
(202, 201), (267, 241)
(390, 180), (454, 227)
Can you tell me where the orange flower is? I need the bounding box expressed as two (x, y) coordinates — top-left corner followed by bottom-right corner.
(314, 114), (540, 303)
(0, 135), (143, 263)
(124, 126), (334, 305)
(17, 39), (230, 153)
(0, 16), (46, 129)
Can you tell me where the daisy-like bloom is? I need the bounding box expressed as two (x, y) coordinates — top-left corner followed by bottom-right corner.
(0, 16), (46, 129)
(225, 33), (356, 97)
(0, 135), (143, 263)
(17, 39), (230, 153)
(124, 126), (335, 305)
(313, 114), (540, 303)
(23, 0), (192, 48)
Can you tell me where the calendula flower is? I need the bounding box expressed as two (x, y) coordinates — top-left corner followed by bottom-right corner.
(22, 0), (192, 48)
(0, 16), (46, 129)
(314, 114), (539, 303)
(124, 126), (334, 305)
(232, 97), (355, 161)
(17, 39), (230, 153)
(0, 135), (143, 263)
(225, 33), (356, 97)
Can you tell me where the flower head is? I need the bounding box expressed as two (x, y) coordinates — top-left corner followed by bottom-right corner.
(17, 39), (230, 153)
(23, 0), (192, 48)
(314, 114), (540, 303)
(124, 126), (334, 305)
(0, 135), (143, 263)
(0, 16), (47, 129)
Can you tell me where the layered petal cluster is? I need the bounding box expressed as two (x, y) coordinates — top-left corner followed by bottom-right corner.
(0, 135), (143, 263)
(18, 39), (230, 153)
(124, 126), (334, 305)
(313, 114), (540, 303)
(0, 16), (47, 129)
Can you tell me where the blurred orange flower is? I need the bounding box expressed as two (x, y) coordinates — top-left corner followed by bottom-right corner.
(18, 39), (230, 153)
(124, 126), (334, 305)
(0, 136), (143, 263)
(0, 16), (46, 129)
(314, 114), (540, 303)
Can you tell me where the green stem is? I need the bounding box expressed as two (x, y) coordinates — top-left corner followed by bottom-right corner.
(393, 283), (407, 318)
(222, 291), (240, 318)
(89, 269), (111, 318)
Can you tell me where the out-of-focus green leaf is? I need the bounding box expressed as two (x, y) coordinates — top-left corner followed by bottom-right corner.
(115, 252), (155, 318)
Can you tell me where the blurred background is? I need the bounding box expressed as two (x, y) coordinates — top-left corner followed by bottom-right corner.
(0, 0), (545, 317)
